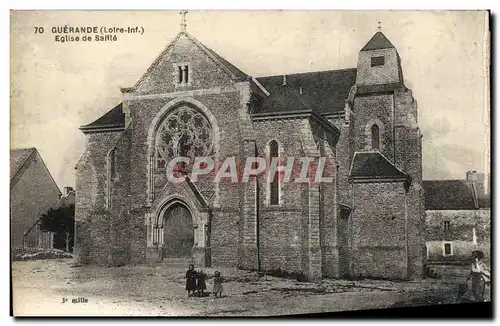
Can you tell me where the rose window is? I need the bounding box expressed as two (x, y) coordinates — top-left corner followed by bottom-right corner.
(155, 106), (213, 170)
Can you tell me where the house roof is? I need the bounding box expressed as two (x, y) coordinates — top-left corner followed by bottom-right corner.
(79, 103), (125, 133)
(423, 180), (477, 210)
(478, 195), (491, 209)
(256, 68), (357, 115)
(349, 151), (408, 180)
(10, 147), (36, 179)
(361, 31), (395, 51)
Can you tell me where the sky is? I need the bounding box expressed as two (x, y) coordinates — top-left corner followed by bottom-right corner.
(10, 10), (490, 189)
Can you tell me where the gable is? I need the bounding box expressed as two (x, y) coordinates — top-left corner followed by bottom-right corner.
(11, 149), (61, 196)
(132, 32), (248, 95)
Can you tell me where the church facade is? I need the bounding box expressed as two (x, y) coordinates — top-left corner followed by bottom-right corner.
(75, 24), (425, 281)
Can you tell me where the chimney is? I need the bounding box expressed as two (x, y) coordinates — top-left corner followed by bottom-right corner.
(466, 170), (479, 209)
(476, 173), (485, 197)
(466, 170), (477, 182)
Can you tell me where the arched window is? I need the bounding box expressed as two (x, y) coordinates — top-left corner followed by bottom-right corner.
(269, 140), (279, 205)
(371, 124), (380, 150)
(155, 105), (213, 170)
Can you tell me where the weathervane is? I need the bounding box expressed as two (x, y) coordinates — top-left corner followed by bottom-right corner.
(180, 10), (188, 32)
(377, 21), (382, 32)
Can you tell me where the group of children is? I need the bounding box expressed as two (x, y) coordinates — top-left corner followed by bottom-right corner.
(186, 250), (489, 302)
(185, 264), (224, 298)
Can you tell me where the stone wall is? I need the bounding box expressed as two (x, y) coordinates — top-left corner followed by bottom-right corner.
(351, 181), (408, 280)
(124, 34), (252, 267)
(353, 93), (395, 162)
(329, 116), (353, 208)
(356, 48), (402, 86)
(74, 130), (126, 265)
(426, 209), (490, 263)
(251, 116), (339, 280)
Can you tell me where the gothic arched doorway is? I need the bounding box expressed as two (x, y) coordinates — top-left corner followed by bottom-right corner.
(162, 203), (194, 258)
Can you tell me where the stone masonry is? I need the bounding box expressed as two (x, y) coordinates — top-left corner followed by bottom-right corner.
(74, 26), (425, 281)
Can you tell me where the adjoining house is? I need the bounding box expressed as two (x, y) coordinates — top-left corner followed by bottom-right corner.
(10, 148), (61, 249)
(424, 171), (491, 264)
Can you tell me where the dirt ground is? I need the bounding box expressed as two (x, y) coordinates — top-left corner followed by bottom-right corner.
(12, 259), (464, 316)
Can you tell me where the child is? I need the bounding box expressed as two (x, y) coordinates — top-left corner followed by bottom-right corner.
(213, 271), (223, 298)
(466, 250), (490, 302)
(185, 264), (197, 297)
(197, 270), (207, 297)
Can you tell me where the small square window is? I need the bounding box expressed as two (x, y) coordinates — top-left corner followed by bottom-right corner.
(371, 56), (385, 67)
(443, 243), (453, 256)
(444, 220), (451, 231)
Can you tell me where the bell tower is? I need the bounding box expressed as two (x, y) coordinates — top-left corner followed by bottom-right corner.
(356, 25), (404, 88)
(351, 25), (425, 279)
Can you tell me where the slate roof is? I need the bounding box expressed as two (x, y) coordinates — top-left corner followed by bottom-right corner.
(79, 103), (125, 132)
(257, 84), (317, 113)
(256, 68), (357, 115)
(423, 180), (477, 210)
(349, 151), (408, 180)
(10, 148), (36, 179)
(361, 32), (395, 51)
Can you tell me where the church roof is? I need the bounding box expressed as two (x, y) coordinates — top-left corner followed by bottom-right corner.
(349, 151), (408, 180)
(256, 68), (357, 115)
(79, 103), (125, 133)
(10, 147), (36, 180)
(361, 31), (395, 51)
(423, 180), (479, 210)
(257, 83), (317, 113)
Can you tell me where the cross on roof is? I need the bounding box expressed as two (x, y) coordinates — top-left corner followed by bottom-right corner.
(180, 10), (188, 32)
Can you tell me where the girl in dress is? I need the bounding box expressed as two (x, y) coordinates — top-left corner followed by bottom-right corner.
(466, 250), (490, 302)
(212, 270), (223, 298)
(185, 264), (197, 297)
(198, 270), (207, 297)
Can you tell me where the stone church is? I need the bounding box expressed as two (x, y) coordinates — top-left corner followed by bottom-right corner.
(75, 19), (425, 281)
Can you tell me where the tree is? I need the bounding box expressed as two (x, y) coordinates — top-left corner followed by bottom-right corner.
(39, 204), (75, 252)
